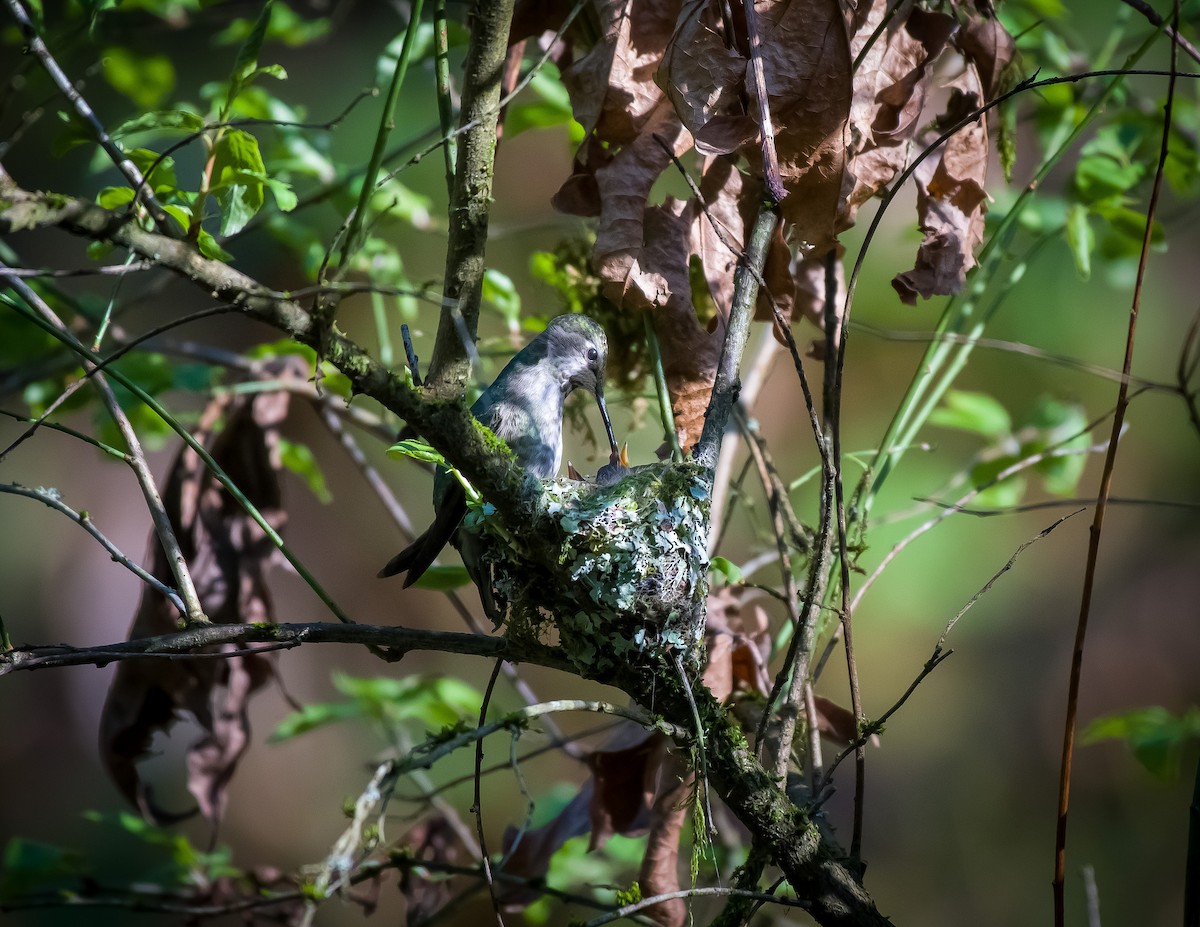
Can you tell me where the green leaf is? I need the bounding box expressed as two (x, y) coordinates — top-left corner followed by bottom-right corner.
(1024, 397), (1090, 496)
(211, 129), (267, 235)
(216, 3), (331, 47)
(111, 108), (205, 139)
(410, 565), (473, 590)
(271, 674), (483, 741)
(197, 229), (234, 262)
(0, 838), (89, 899)
(270, 699), (363, 741)
(1082, 706), (1200, 780)
(102, 47), (175, 109)
(929, 390), (1012, 439)
(708, 556), (743, 585)
(125, 147), (177, 193)
(482, 268), (521, 326)
(97, 185), (136, 209)
(387, 438), (444, 465)
(278, 437), (332, 503)
(230, 0), (275, 90)
(1064, 204), (1093, 281)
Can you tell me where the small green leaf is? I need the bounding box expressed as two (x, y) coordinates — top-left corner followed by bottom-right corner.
(230, 0), (275, 89)
(197, 229), (234, 262)
(929, 390), (1012, 439)
(211, 129), (267, 234)
(97, 186), (136, 209)
(482, 268), (521, 326)
(270, 700), (363, 741)
(411, 565), (473, 590)
(1065, 204), (1093, 281)
(387, 439), (444, 465)
(1082, 706), (1200, 780)
(278, 437), (332, 503)
(111, 108), (205, 139)
(0, 838), (89, 899)
(709, 556), (743, 585)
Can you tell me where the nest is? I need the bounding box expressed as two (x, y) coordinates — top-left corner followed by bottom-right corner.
(478, 462), (711, 677)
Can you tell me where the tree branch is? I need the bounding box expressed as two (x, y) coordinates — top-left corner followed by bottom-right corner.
(425, 0), (517, 396)
(0, 170), (546, 545)
(0, 621), (571, 675)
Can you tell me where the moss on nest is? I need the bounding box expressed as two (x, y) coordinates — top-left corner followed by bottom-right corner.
(474, 462), (712, 679)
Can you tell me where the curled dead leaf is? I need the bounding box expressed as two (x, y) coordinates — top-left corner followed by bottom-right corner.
(99, 358), (302, 827)
(891, 66), (990, 305)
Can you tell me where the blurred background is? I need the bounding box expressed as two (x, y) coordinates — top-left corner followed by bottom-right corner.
(0, 2), (1197, 926)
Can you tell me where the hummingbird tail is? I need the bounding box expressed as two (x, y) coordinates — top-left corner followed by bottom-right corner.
(377, 482), (467, 586)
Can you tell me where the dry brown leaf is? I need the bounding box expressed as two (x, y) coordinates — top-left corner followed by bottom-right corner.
(638, 747), (690, 927)
(891, 65), (990, 304)
(957, 11), (1016, 102)
(98, 359), (300, 827)
(842, 6), (957, 225)
(497, 785), (594, 909)
(704, 586), (771, 702)
(660, 0), (853, 251)
(400, 816), (465, 924)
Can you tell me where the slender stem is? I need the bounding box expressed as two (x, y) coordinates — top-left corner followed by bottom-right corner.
(1053, 13), (1178, 923)
(645, 309), (683, 461)
(335, 0), (426, 277)
(434, 0), (457, 194)
(473, 660), (505, 926)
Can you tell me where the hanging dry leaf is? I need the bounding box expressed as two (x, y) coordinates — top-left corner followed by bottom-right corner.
(400, 816), (466, 925)
(660, 0), (852, 251)
(99, 358), (301, 827)
(891, 65), (990, 304)
(704, 585), (771, 702)
(842, 6), (957, 225)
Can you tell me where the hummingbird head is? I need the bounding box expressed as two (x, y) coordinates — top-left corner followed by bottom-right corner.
(542, 314), (619, 457)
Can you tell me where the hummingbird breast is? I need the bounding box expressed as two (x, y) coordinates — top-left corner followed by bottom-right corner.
(477, 365), (567, 479)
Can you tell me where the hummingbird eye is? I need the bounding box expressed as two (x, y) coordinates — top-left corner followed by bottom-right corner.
(587, 347), (598, 362)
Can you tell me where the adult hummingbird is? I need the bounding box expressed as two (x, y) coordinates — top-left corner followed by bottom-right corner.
(379, 313), (620, 587)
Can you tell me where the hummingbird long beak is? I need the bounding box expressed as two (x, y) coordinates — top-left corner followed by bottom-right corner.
(594, 389), (619, 457)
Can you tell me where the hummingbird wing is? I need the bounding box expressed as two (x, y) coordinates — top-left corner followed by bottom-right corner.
(378, 387), (501, 586)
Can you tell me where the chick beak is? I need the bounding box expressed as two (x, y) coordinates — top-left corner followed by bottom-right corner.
(594, 389), (619, 458)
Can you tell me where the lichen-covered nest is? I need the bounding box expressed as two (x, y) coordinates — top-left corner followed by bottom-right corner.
(473, 462), (711, 677)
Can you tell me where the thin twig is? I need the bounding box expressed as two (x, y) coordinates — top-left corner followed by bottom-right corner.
(1, 267), (206, 623)
(3, 0), (174, 233)
(709, 327), (779, 554)
(823, 239), (865, 857)
(0, 483), (185, 612)
(740, 0), (784, 203)
(820, 510), (1080, 789)
(1119, 0), (1200, 65)
(1053, 10), (1179, 923)
(0, 621), (569, 676)
(473, 660), (505, 926)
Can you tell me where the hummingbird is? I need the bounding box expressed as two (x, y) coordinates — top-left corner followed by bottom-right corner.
(379, 313), (620, 587)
